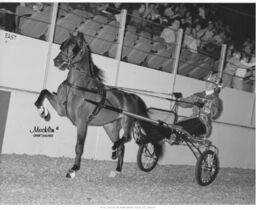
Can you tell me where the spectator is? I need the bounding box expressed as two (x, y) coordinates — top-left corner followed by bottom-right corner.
(183, 23), (198, 52)
(160, 18), (180, 44)
(192, 22), (205, 48)
(143, 3), (159, 20)
(233, 53), (255, 90)
(226, 42), (235, 59)
(201, 21), (215, 43)
(163, 5), (175, 20)
(212, 30), (226, 46)
(222, 50), (249, 87)
(198, 5), (206, 20)
(129, 3), (146, 30)
(184, 10), (192, 25)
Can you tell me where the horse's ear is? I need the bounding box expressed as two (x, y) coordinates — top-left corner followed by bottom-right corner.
(70, 30), (79, 38)
(69, 32), (75, 38)
(76, 32), (85, 46)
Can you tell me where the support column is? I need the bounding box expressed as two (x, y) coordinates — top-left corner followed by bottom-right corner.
(114, 9), (127, 86)
(42, 3), (58, 89)
(170, 28), (183, 94)
(218, 44), (227, 82)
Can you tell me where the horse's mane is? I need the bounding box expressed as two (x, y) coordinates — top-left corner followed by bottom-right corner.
(91, 63), (105, 83)
(78, 32), (105, 83)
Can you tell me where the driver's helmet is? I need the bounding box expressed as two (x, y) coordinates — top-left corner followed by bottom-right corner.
(205, 72), (223, 93)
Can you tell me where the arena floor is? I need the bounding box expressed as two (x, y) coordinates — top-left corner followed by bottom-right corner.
(0, 154), (255, 205)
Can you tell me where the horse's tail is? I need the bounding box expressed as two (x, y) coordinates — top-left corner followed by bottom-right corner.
(133, 95), (164, 159)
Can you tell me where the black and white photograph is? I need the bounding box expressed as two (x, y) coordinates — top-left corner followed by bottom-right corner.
(0, 0), (255, 207)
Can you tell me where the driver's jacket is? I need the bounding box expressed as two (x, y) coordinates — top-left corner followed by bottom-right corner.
(177, 91), (222, 136)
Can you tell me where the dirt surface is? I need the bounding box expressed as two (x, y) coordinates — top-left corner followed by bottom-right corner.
(0, 154), (255, 205)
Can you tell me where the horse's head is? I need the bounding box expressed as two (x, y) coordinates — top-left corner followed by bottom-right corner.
(54, 31), (89, 71)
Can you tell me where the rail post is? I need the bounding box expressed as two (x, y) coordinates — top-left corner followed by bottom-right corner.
(218, 44), (227, 82)
(42, 3), (58, 89)
(170, 28), (183, 94)
(114, 9), (127, 86)
(169, 29), (183, 110)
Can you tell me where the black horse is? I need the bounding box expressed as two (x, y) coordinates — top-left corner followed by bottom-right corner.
(34, 32), (150, 178)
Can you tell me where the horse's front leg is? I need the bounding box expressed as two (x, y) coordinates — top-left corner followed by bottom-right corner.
(34, 89), (59, 121)
(109, 143), (125, 178)
(66, 121), (88, 179)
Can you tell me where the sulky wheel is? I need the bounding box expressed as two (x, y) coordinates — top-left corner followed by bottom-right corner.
(137, 142), (159, 172)
(195, 150), (219, 186)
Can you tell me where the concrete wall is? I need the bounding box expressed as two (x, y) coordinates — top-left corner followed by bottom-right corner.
(0, 30), (255, 169)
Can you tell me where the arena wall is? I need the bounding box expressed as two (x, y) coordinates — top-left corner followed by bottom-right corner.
(0, 30), (255, 169)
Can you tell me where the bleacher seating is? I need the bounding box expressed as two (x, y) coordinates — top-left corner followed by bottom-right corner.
(90, 24), (117, 55)
(178, 52), (204, 76)
(108, 31), (137, 58)
(147, 46), (174, 70)
(126, 25), (136, 34)
(20, 6), (52, 39)
(54, 9), (88, 44)
(136, 31), (151, 44)
(93, 15), (108, 25)
(152, 37), (166, 52)
(162, 59), (174, 73)
(187, 57), (214, 79)
(16, 5), (223, 87)
(126, 41), (152, 65)
(15, 5), (34, 31)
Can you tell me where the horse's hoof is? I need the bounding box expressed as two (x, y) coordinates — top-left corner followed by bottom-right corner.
(34, 101), (41, 108)
(38, 106), (45, 118)
(66, 170), (76, 179)
(108, 170), (120, 178)
(111, 151), (118, 160)
(44, 113), (51, 121)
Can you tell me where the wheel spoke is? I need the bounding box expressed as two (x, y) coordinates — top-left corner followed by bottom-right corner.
(200, 154), (216, 183)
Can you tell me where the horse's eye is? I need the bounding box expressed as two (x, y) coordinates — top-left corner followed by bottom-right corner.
(73, 45), (81, 55)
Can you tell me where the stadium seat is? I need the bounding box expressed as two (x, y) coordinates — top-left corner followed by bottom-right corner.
(126, 25), (136, 34)
(15, 5), (34, 30)
(77, 19), (102, 34)
(54, 9), (87, 44)
(126, 41), (152, 65)
(179, 49), (192, 61)
(147, 47), (173, 70)
(188, 57), (214, 79)
(136, 31), (151, 44)
(108, 31), (137, 58)
(90, 27), (116, 55)
(178, 52), (202, 75)
(152, 37), (167, 52)
(20, 6), (52, 39)
(124, 31), (137, 42)
(100, 21), (119, 36)
(82, 28), (97, 44)
(162, 59), (174, 73)
(93, 15), (108, 24)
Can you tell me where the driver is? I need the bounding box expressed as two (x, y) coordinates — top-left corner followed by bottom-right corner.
(174, 72), (223, 141)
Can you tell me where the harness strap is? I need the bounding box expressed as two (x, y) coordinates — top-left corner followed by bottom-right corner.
(65, 80), (99, 94)
(87, 85), (106, 122)
(64, 80), (106, 123)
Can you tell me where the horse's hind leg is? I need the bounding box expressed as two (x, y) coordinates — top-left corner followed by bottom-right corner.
(116, 144), (125, 172)
(104, 120), (127, 177)
(34, 89), (59, 121)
